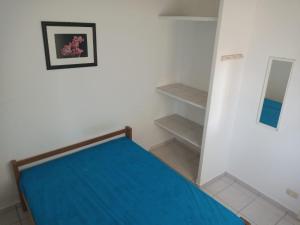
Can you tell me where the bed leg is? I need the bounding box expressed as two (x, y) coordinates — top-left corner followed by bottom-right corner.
(11, 160), (27, 211)
(20, 195), (27, 211)
(125, 126), (132, 139)
(241, 217), (251, 225)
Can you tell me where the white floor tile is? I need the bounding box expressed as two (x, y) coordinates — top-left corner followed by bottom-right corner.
(277, 219), (294, 225)
(21, 218), (35, 225)
(222, 174), (236, 185)
(203, 176), (234, 195)
(199, 187), (215, 199)
(16, 206), (30, 220)
(0, 207), (20, 225)
(214, 195), (238, 214)
(216, 182), (258, 212)
(277, 214), (300, 225)
(241, 197), (286, 225)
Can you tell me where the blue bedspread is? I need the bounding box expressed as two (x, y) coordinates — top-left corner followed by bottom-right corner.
(20, 137), (244, 225)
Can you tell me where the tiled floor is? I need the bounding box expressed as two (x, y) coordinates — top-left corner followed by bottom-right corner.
(0, 204), (33, 225)
(202, 174), (300, 225)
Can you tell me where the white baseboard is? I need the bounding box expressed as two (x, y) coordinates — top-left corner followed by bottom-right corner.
(223, 172), (299, 220)
(199, 172), (225, 189)
(0, 200), (20, 212)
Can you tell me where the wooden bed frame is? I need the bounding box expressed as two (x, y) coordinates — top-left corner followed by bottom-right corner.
(11, 126), (250, 225)
(11, 126), (132, 212)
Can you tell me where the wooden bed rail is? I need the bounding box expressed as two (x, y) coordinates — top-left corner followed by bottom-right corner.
(11, 126), (132, 211)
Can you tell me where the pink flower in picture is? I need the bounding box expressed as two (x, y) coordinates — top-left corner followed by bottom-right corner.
(60, 35), (85, 57)
(61, 44), (72, 56)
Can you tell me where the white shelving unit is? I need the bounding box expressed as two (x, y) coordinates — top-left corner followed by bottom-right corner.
(155, 13), (215, 151)
(157, 83), (208, 109)
(155, 114), (204, 149)
(154, 0), (219, 183)
(159, 16), (217, 22)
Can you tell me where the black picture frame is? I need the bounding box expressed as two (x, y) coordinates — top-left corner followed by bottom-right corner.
(41, 21), (98, 70)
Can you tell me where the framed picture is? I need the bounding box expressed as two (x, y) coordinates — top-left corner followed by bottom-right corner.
(41, 21), (97, 70)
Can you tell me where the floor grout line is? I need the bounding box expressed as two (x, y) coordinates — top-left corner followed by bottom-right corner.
(274, 212), (288, 225)
(15, 205), (22, 225)
(214, 185), (258, 215)
(212, 182), (290, 225)
(237, 195), (259, 214)
(212, 180), (236, 197)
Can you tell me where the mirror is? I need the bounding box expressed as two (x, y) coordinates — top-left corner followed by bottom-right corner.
(258, 57), (294, 129)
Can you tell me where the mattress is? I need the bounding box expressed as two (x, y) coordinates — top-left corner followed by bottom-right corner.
(20, 137), (244, 225)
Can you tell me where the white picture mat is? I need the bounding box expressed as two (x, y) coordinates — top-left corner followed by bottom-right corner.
(47, 26), (94, 66)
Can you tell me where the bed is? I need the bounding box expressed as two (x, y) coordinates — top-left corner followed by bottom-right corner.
(12, 126), (250, 225)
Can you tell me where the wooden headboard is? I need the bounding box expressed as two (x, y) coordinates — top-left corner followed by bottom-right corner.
(11, 126), (132, 211)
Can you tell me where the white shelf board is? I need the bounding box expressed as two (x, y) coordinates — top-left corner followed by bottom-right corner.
(155, 114), (204, 149)
(157, 83), (208, 109)
(159, 16), (218, 22)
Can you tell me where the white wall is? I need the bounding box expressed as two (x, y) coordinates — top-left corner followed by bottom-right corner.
(0, 0), (179, 209)
(228, 0), (300, 215)
(174, 22), (216, 92)
(198, 0), (258, 184)
(173, 21), (217, 125)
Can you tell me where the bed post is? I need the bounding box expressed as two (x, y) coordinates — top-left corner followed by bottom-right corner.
(11, 160), (27, 211)
(241, 217), (251, 225)
(125, 126), (132, 139)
